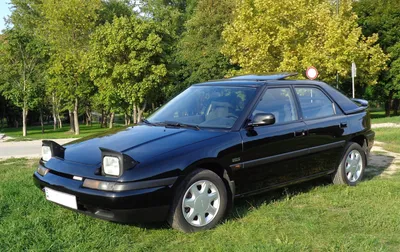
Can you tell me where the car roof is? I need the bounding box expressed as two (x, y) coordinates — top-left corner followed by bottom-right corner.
(193, 73), (363, 115)
(193, 73), (324, 87)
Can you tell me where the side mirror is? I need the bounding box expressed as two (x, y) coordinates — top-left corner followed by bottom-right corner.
(248, 113), (275, 127)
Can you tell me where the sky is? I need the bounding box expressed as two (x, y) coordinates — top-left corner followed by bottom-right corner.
(0, 0), (11, 33)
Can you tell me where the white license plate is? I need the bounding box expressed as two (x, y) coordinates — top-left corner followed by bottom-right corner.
(44, 187), (77, 210)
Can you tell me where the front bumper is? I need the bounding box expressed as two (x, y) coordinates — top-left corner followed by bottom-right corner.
(33, 170), (177, 223)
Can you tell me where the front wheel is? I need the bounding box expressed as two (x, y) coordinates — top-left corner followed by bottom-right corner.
(332, 142), (366, 186)
(168, 169), (228, 232)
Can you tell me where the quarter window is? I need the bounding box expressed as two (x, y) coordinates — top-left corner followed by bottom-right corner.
(252, 88), (298, 124)
(295, 87), (335, 119)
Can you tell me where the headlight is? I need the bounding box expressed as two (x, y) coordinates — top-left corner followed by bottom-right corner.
(103, 156), (121, 176)
(42, 146), (52, 162)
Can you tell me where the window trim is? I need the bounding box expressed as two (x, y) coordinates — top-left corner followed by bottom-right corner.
(245, 85), (302, 127)
(293, 85), (338, 121)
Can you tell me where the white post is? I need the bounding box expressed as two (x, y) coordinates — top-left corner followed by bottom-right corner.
(351, 62), (356, 98)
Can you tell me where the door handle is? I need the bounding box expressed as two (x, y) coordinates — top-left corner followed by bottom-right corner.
(294, 130), (307, 137)
(339, 122), (348, 128)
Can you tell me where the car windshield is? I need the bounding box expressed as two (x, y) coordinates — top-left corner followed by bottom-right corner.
(147, 85), (257, 129)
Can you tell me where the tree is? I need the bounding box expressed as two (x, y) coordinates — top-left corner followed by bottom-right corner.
(0, 0), (46, 137)
(89, 15), (167, 124)
(140, 0), (198, 100)
(176, 0), (235, 87)
(354, 0), (400, 116)
(98, 0), (135, 25)
(41, 0), (101, 135)
(222, 0), (387, 90)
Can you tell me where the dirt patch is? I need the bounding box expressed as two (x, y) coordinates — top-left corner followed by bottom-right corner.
(367, 142), (400, 178)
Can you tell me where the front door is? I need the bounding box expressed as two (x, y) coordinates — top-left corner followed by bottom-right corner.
(234, 86), (308, 195)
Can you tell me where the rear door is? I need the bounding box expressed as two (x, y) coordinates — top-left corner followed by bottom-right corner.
(293, 85), (347, 176)
(234, 86), (308, 195)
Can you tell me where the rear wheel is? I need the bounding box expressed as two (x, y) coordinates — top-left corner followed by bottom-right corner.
(333, 142), (366, 186)
(168, 169), (228, 232)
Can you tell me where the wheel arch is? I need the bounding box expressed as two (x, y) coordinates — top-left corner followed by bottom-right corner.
(348, 134), (368, 165)
(173, 160), (235, 212)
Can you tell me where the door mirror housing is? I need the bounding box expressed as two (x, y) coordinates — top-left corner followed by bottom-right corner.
(248, 113), (275, 127)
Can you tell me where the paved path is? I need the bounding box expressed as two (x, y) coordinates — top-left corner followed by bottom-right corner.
(371, 123), (400, 129)
(0, 139), (78, 159)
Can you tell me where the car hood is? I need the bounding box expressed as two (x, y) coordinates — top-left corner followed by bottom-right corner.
(62, 125), (227, 166)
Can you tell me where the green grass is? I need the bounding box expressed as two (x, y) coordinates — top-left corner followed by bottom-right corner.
(371, 111), (400, 124)
(0, 124), (124, 141)
(374, 128), (400, 153)
(1, 159), (400, 251)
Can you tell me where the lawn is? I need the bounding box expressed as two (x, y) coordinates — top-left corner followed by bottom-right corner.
(370, 110), (400, 124)
(374, 127), (400, 153)
(1, 158), (400, 251)
(1, 124), (124, 141)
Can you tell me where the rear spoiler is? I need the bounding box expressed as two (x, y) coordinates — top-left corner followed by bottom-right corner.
(345, 99), (368, 115)
(351, 98), (369, 107)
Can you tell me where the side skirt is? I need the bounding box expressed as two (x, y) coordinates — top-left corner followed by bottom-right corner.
(234, 169), (335, 198)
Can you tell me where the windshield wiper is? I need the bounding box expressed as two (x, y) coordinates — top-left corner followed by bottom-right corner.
(141, 119), (157, 126)
(161, 121), (200, 130)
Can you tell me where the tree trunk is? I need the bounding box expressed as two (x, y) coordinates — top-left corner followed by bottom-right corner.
(85, 106), (92, 126)
(100, 109), (104, 128)
(385, 91), (393, 117)
(73, 98), (80, 135)
(133, 104), (137, 124)
(137, 101), (147, 123)
(69, 110), (75, 132)
(103, 110), (109, 128)
(40, 109), (44, 134)
(57, 113), (62, 129)
(22, 107), (28, 137)
(52, 94), (57, 130)
(109, 112), (115, 128)
(125, 111), (131, 125)
(393, 98), (399, 116)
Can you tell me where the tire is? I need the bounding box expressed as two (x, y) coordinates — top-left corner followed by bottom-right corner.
(332, 142), (366, 186)
(168, 169), (228, 233)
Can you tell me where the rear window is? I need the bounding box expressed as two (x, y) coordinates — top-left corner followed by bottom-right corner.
(321, 84), (360, 114)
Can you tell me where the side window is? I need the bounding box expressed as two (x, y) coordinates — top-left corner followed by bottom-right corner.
(295, 87), (335, 119)
(252, 88), (298, 124)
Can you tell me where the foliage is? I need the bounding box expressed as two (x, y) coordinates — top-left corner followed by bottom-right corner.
(98, 0), (135, 25)
(40, 0), (102, 134)
(354, 0), (400, 114)
(2, 0), (400, 136)
(140, 0), (198, 99)
(176, 0), (235, 86)
(89, 15), (167, 121)
(222, 0), (388, 86)
(0, 0), (47, 136)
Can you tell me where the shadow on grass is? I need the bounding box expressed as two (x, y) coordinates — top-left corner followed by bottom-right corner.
(129, 177), (333, 231)
(228, 177), (332, 221)
(106, 152), (397, 231)
(364, 152), (396, 179)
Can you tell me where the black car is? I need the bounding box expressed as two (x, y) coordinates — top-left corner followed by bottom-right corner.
(33, 73), (375, 232)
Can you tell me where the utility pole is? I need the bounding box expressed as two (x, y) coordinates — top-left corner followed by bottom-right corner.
(352, 62), (357, 98)
(337, 0), (340, 15)
(336, 0), (340, 89)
